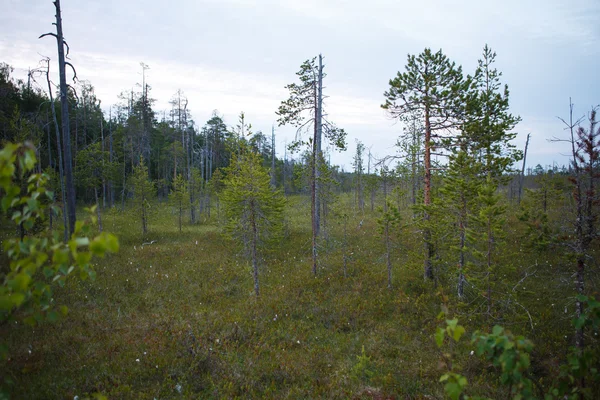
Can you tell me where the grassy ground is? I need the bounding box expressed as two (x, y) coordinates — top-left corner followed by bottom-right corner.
(1, 194), (594, 399)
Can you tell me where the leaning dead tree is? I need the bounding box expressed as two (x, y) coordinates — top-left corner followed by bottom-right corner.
(39, 0), (77, 238)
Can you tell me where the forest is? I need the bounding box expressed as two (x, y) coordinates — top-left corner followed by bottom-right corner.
(1, 1), (599, 399)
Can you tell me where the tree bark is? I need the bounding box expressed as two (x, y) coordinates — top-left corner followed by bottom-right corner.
(423, 103), (434, 280)
(518, 133), (530, 204)
(250, 199), (259, 296)
(44, 60), (68, 242)
(94, 186), (102, 232)
(53, 0), (76, 237)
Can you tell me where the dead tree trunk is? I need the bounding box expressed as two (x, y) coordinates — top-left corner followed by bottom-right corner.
(43, 59), (68, 242)
(40, 0), (77, 237)
(518, 133), (530, 204)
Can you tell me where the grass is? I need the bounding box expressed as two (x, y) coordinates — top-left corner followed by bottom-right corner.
(1, 193), (597, 399)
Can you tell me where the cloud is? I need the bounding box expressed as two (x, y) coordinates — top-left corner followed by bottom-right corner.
(1, 0), (598, 170)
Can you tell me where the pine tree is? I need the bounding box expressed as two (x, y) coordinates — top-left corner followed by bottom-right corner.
(129, 157), (155, 236)
(277, 55), (346, 276)
(382, 48), (466, 280)
(170, 174), (188, 233)
(465, 45), (521, 182)
(439, 148), (481, 298)
(353, 140), (365, 213)
(75, 142), (115, 232)
(473, 175), (506, 319)
(221, 144), (285, 297)
(460, 45), (521, 315)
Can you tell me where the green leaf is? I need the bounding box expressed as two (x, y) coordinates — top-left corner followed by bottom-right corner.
(452, 325), (466, 342)
(89, 238), (107, 257)
(435, 328), (445, 348)
(10, 273), (31, 291)
(75, 252), (92, 266)
(47, 310), (59, 322)
(10, 292), (25, 307)
(0, 296), (13, 312)
(105, 233), (119, 253)
(445, 382), (462, 400)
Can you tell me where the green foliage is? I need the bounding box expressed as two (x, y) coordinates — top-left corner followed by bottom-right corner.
(169, 173), (188, 232)
(435, 318), (466, 348)
(464, 45), (521, 180)
(437, 297), (600, 399)
(517, 172), (565, 251)
(221, 143), (285, 295)
(350, 345), (374, 383)
(0, 142), (119, 360)
(376, 198), (402, 236)
(277, 56), (347, 152)
(128, 157), (155, 236)
(221, 149), (284, 249)
(548, 295), (600, 399)
(472, 325), (535, 399)
(382, 48), (467, 149)
(75, 142), (117, 194)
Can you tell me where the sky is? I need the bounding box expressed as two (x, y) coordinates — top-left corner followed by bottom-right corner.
(1, 0), (599, 171)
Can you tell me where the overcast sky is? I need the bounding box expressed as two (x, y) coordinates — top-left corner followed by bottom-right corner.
(2, 0), (599, 171)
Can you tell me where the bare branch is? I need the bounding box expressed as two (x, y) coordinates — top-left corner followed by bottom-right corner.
(63, 40), (70, 58)
(39, 32), (58, 40)
(64, 61), (77, 82)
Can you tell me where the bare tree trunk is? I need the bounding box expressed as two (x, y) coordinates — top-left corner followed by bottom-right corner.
(457, 196), (466, 298)
(518, 133), (530, 204)
(486, 215), (493, 317)
(271, 125), (276, 187)
(383, 172), (392, 288)
(458, 222), (465, 298)
(44, 59), (68, 242)
(178, 198), (182, 233)
(101, 115), (106, 209)
(315, 54), (324, 236)
(52, 0), (77, 237)
(423, 103), (434, 280)
(311, 138), (318, 276)
(109, 108), (114, 207)
(343, 215), (348, 278)
(250, 199), (259, 297)
(94, 186), (102, 232)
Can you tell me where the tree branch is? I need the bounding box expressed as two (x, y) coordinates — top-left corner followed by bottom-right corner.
(65, 61), (77, 82)
(39, 32), (59, 42)
(63, 40), (71, 58)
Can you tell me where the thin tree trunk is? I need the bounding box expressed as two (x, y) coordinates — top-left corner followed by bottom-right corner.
(486, 215), (493, 318)
(518, 133), (530, 204)
(44, 60), (68, 242)
(109, 108), (114, 207)
(311, 139), (318, 276)
(250, 199), (259, 297)
(343, 216), (348, 278)
(94, 186), (102, 232)
(383, 173), (392, 288)
(53, 0), (77, 237)
(423, 103), (434, 280)
(315, 54), (323, 236)
(271, 125), (276, 187)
